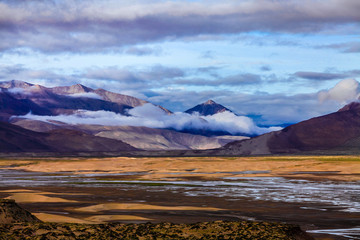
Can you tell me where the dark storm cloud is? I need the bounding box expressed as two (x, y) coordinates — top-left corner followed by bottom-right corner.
(0, 0), (359, 53)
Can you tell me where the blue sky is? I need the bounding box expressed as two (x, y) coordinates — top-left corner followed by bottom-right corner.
(0, 0), (359, 125)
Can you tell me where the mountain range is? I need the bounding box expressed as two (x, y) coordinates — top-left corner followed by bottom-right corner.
(0, 80), (246, 152)
(0, 121), (136, 153)
(0, 80), (168, 121)
(1, 80), (359, 155)
(216, 101), (360, 155)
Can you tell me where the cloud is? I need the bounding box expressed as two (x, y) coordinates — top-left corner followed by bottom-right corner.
(149, 79), (360, 126)
(0, 64), (79, 87)
(7, 87), (30, 95)
(20, 103), (280, 135)
(318, 78), (360, 104)
(319, 42), (360, 53)
(175, 73), (263, 86)
(260, 65), (272, 72)
(66, 92), (103, 100)
(0, 0), (359, 53)
(294, 71), (349, 81)
(124, 46), (162, 56)
(200, 50), (215, 59)
(84, 65), (184, 83)
(79, 65), (186, 91)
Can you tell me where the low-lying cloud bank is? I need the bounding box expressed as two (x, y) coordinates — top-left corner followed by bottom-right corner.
(20, 104), (281, 136)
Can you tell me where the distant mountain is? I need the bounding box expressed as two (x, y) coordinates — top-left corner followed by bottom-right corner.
(51, 83), (149, 109)
(217, 101), (360, 155)
(10, 119), (246, 150)
(0, 80), (246, 152)
(0, 121), (136, 153)
(0, 80), (171, 119)
(0, 91), (52, 121)
(185, 100), (232, 116)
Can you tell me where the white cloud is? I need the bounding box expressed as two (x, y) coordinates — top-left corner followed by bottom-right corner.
(7, 87), (28, 94)
(204, 111), (281, 135)
(20, 103), (280, 135)
(66, 92), (103, 100)
(318, 79), (360, 104)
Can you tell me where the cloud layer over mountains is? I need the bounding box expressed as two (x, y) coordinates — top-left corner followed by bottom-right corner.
(1, 0), (359, 53)
(0, 0), (359, 127)
(20, 104), (280, 136)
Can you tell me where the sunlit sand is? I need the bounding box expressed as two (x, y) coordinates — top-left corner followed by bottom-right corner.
(6, 156), (360, 181)
(75, 203), (223, 212)
(84, 215), (152, 222)
(6, 192), (77, 203)
(33, 213), (93, 224)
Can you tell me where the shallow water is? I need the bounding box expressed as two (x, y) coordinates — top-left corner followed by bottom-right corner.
(308, 227), (360, 239)
(1, 169), (360, 212)
(1, 168), (359, 239)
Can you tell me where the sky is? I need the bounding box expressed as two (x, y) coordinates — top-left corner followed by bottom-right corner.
(0, 0), (359, 125)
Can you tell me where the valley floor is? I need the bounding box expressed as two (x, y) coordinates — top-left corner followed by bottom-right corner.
(0, 156), (359, 239)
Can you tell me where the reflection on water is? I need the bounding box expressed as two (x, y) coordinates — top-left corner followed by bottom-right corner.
(1, 169), (360, 212)
(308, 227), (360, 240)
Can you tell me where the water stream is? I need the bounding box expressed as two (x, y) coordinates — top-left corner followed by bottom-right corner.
(1, 168), (359, 239)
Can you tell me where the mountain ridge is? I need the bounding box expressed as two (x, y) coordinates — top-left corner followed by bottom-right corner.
(0, 121), (137, 153)
(185, 99), (233, 116)
(217, 101), (360, 155)
(10, 118), (246, 150)
(0, 80), (171, 118)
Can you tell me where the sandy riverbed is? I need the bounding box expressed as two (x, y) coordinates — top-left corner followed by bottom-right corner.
(2, 155), (360, 181)
(0, 156), (359, 239)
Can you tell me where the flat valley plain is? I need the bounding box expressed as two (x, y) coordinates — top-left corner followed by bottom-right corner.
(0, 156), (360, 240)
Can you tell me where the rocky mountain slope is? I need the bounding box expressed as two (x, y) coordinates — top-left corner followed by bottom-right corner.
(185, 100), (232, 116)
(0, 199), (40, 224)
(218, 101), (360, 155)
(0, 121), (136, 152)
(0, 208), (313, 240)
(0, 80), (170, 119)
(0, 80), (260, 152)
(10, 119), (246, 150)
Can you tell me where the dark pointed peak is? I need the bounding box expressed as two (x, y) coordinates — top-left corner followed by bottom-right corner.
(204, 99), (216, 105)
(185, 100), (232, 116)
